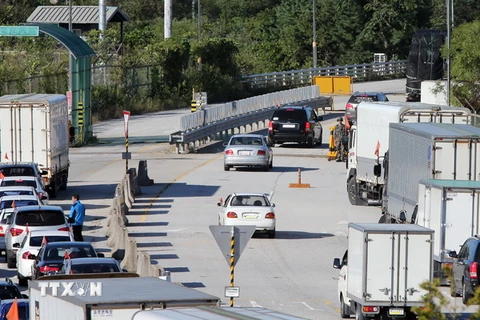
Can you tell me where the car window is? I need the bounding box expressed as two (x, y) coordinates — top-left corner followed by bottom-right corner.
(272, 109), (306, 122)
(0, 200), (38, 210)
(30, 236), (71, 247)
(1, 180), (37, 188)
(349, 95), (380, 103)
(0, 286), (21, 299)
(44, 246), (96, 260)
(0, 167), (35, 177)
(0, 190), (34, 197)
(468, 240), (478, 260)
(231, 195), (269, 206)
(223, 195), (231, 208)
(230, 137), (263, 146)
(73, 263), (119, 273)
(0, 211), (13, 224)
(458, 240), (470, 259)
(15, 210), (66, 226)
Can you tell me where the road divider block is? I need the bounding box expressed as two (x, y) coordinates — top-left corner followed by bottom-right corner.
(106, 218), (122, 247)
(136, 252), (151, 277)
(121, 236), (138, 272)
(128, 168), (142, 196)
(149, 265), (160, 278)
(113, 197), (129, 226)
(123, 177), (133, 209)
(125, 173), (136, 203)
(138, 160), (154, 186)
(111, 227), (127, 260)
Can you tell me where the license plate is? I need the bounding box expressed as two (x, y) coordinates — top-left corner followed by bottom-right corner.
(388, 308), (404, 316)
(283, 124), (295, 128)
(238, 151), (252, 156)
(243, 213), (259, 219)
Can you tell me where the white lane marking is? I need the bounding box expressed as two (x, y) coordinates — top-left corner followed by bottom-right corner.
(293, 301), (316, 310)
(165, 228), (188, 232)
(250, 301), (263, 307)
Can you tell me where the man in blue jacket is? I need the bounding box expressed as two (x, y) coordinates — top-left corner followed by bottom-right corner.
(69, 194), (85, 241)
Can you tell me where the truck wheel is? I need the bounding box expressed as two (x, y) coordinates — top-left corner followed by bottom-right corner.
(355, 304), (365, 320)
(49, 182), (57, 198)
(6, 251), (15, 269)
(59, 174), (68, 190)
(347, 176), (361, 206)
(340, 296), (350, 318)
(18, 274), (28, 287)
(308, 137), (314, 148)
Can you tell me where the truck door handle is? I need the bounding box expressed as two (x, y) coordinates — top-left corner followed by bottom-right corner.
(406, 288), (420, 295)
(379, 288), (390, 295)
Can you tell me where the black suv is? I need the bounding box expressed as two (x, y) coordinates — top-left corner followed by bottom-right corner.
(449, 236), (480, 304)
(0, 278), (27, 297)
(268, 106), (323, 147)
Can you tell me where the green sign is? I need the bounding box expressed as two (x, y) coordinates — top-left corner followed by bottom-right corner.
(0, 26), (39, 37)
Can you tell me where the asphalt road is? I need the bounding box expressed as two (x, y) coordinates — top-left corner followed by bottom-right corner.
(0, 79), (477, 319)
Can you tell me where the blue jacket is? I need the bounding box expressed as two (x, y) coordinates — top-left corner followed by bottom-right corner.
(69, 200), (85, 226)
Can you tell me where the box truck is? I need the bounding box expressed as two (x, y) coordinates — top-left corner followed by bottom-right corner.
(29, 275), (221, 320)
(347, 101), (471, 206)
(382, 123), (480, 226)
(417, 179), (480, 283)
(0, 94), (69, 197)
(333, 223), (434, 320)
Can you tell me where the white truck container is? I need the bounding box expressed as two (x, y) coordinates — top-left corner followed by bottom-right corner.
(333, 223), (433, 320)
(417, 179), (480, 283)
(0, 94), (69, 197)
(420, 80), (448, 106)
(29, 275), (221, 320)
(347, 101), (471, 206)
(383, 123), (480, 226)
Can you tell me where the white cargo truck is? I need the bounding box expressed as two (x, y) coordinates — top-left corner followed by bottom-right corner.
(347, 101), (471, 206)
(29, 274), (221, 320)
(417, 179), (480, 283)
(383, 123), (480, 226)
(0, 94), (69, 197)
(333, 223), (434, 320)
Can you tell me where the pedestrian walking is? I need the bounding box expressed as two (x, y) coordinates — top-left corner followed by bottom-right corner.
(69, 194), (85, 241)
(334, 117), (347, 162)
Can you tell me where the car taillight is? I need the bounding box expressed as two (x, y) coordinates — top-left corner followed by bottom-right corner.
(363, 306), (379, 313)
(58, 227), (70, 232)
(225, 149), (233, 155)
(257, 150), (266, 155)
(305, 122), (311, 132)
(265, 212), (275, 219)
(22, 251), (35, 260)
(226, 212), (238, 218)
(346, 103), (354, 109)
(0, 226), (4, 237)
(268, 121), (273, 132)
(39, 266), (59, 273)
(9, 228), (23, 236)
(38, 193), (43, 199)
(470, 262), (478, 279)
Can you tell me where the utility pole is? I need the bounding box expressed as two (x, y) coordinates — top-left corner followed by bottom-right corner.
(197, 0), (201, 41)
(446, 0), (451, 106)
(312, 0), (317, 69)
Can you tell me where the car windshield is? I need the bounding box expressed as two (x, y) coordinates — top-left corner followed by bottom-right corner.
(15, 210), (65, 226)
(0, 286), (21, 299)
(0, 200), (38, 210)
(72, 263), (119, 273)
(44, 246), (96, 260)
(30, 236), (71, 247)
(1, 180), (37, 188)
(231, 195), (269, 206)
(0, 190), (34, 197)
(0, 167), (35, 177)
(230, 137), (263, 146)
(349, 95), (381, 103)
(272, 109), (306, 122)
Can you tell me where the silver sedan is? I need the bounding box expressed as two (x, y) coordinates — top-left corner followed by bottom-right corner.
(223, 134), (273, 171)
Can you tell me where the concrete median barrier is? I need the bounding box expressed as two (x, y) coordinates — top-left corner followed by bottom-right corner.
(138, 160), (154, 186)
(106, 218), (122, 247)
(136, 252), (151, 277)
(123, 177), (133, 209)
(124, 173), (135, 204)
(128, 168), (142, 196)
(113, 197), (129, 226)
(121, 236), (138, 272)
(115, 183), (125, 206)
(149, 265), (160, 278)
(111, 227), (127, 261)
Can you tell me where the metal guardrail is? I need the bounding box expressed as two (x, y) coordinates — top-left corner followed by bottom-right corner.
(241, 60), (407, 88)
(180, 86), (321, 132)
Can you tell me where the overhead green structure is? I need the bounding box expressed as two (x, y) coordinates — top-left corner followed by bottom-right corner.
(26, 23), (96, 145)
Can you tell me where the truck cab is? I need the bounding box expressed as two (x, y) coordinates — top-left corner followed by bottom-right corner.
(333, 250), (352, 318)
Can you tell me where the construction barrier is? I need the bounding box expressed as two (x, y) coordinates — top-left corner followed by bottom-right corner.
(312, 76), (352, 95)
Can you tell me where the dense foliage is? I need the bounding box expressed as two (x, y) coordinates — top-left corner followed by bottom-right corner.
(1, 0), (480, 118)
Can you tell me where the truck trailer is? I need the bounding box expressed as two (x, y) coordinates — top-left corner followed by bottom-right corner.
(29, 275), (221, 320)
(333, 223), (434, 320)
(417, 179), (480, 283)
(347, 101), (471, 206)
(383, 123), (480, 225)
(0, 94), (69, 197)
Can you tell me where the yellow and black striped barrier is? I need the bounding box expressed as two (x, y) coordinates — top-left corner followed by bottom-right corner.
(229, 231), (235, 307)
(191, 99), (197, 113)
(78, 102), (84, 126)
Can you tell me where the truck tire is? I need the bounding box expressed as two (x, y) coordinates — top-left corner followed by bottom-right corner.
(6, 251), (15, 269)
(49, 182), (57, 198)
(59, 174), (68, 191)
(347, 176), (361, 206)
(340, 296), (350, 318)
(355, 304), (365, 320)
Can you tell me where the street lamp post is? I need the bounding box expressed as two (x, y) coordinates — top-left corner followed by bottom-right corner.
(446, 0), (451, 106)
(312, 0), (317, 69)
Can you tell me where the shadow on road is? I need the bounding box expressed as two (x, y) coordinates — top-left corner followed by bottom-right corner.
(160, 184), (221, 198)
(256, 231), (335, 240)
(137, 242), (173, 248)
(162, 266), (190, 273)
(128, 232), (167, 237)
(126, 209), (169, 216)
(127, 221), (169, 227)
(150, 254), (179, 260)
(53, 184), (117, 201)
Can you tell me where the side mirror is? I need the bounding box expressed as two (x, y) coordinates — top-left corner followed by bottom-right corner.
(12, 243), (20, 248)
(271, 203), (275, 207)
(22, 294), (28, 298)
(333, 258), (341, 269)
(448, 251), (458, 258)
(317, 115), (324, 121)
(223, 142), (228, 147)
(29, 254), (36, 260)
(122, 269), (128, 273)
(373, 163), (381, 177)
(97, 252), (105, 258)
(217, 202), (222, 206)
(41, 171), (48, 175)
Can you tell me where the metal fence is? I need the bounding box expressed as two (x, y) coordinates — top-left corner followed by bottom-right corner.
(180, 86), (321, 132)
(241, 60), (407, 88)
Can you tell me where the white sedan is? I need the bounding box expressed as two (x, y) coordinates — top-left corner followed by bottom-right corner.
(217, 193), (276, 238)
(16, 230), (74, 286)
(0, 176), (49, 204)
